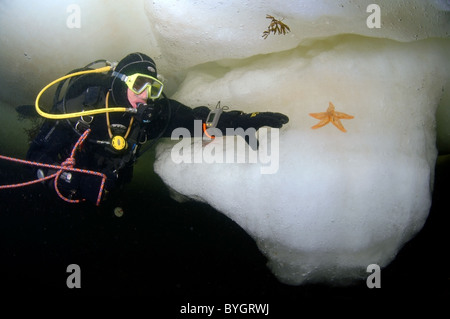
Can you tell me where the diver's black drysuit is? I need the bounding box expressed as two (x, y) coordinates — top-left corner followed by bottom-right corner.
(27, 74), (288, 204)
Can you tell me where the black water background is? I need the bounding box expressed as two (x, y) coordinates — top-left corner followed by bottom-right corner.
(0, 153), (448, 308)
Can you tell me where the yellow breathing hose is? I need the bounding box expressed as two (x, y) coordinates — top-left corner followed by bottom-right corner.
(35, 65), (133, 119)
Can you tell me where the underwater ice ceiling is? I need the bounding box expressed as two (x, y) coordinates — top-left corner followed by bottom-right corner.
(0, 0), (449, 285)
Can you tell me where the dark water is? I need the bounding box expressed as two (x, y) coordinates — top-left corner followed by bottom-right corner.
(0, 154), (449, 309)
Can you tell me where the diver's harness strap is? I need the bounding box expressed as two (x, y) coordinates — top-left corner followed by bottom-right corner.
(74, 110), (94, 134)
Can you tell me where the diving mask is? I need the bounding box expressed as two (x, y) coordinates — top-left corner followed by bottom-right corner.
(112, 71), (163, 99)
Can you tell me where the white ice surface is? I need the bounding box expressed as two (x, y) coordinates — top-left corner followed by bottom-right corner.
(155, 37), (449, 284)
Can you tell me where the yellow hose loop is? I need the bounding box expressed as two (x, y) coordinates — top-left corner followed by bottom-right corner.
(35, 65), (129, 119)
(105, 90), (134, 139)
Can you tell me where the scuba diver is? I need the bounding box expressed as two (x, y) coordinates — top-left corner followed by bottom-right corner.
(26, 52), (289, 204)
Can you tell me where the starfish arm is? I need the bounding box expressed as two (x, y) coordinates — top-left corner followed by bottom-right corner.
(334, 111), (354, 119)
(331, 118), (347, 132)
(311, 118), (331, 129)
(309, 112), (328, 120)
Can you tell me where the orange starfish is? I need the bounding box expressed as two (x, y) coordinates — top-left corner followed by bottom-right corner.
(309, 102), (354, 132)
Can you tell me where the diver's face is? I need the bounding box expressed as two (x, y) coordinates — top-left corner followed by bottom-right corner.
(127, 88), (148, 108)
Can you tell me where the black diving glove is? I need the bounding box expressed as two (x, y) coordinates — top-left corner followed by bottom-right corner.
(237, 112), (289, 130)
(217, 111), (289, 151)
(135, 103), (161, 124)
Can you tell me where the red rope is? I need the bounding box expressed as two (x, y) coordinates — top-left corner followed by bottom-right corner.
(0, 129), (106, 206)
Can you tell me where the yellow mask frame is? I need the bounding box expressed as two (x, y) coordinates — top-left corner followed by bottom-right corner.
(118, 72), (164, 99)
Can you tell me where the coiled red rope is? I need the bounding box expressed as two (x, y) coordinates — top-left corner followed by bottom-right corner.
(0, 129), (106, 206)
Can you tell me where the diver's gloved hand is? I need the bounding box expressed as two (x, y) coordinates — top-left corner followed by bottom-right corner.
(239, 112), (289, 130)
(220, 111), (289, 151)
(135, 103), (161, 124)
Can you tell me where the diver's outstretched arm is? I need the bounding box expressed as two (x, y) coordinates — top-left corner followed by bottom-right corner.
(161, 99), (288, 136)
